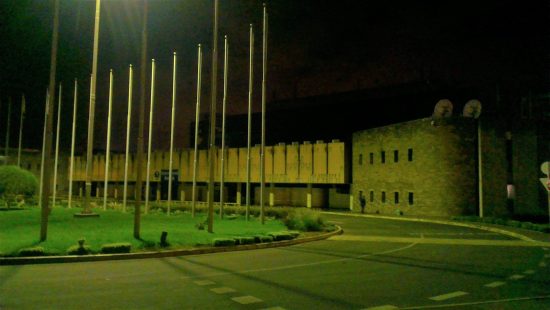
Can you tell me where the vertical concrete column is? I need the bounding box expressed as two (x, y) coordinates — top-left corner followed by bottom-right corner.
(349, 194), (354, 211)
(114, 187), (118, 200)
(96, 183), (101, 199)
(236, 183), (242, 206)
(156, 185), (160, 203)
(181, 189), (185, 203)
(269, 182), (275, 207)
(79, 185), (83, 198)
(307, 183), (312, 208)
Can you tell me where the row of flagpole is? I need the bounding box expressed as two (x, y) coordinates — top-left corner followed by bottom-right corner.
(3, 1), (268, 232)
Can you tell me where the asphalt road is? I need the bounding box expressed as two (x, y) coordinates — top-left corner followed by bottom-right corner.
(1, 213), (549, 309)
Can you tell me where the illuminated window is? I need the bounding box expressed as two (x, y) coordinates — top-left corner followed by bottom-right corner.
(359, 154), (363, 165)
(370, 190), (374, 202)
(408, 148), (413, 161)
(408, 192), (414, 205)
(394, 192), (399, 204)
(369, 153), (374, 164)
(381, 191), (386, 203)
(381, 151), (385, 164)
(394, 150), (398, 162)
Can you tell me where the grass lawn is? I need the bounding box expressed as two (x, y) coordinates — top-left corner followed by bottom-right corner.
(0, 207), (288, 256)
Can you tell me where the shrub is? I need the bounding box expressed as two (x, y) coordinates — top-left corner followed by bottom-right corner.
(18, 246), (45, 257)
(212, 238), (236, 247)
(268, 231), (294, 241)
(100, 243), (132, 254)
(284, 208), (324, 231)
(0, 166), (38, 205)
(67, 245), (92, 255)
(235, 237), (255, 245)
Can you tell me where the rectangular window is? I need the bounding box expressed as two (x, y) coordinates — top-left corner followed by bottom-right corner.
(370, 190), (374, 202)
(408, 148), (413, 161)
(381, 191), (386, 203)
(381, 151), (385, 164)
(394, 150), (398, 162)
(359, 153), (363, 165)
(369, 152), (374, 164)
(394, 192), (399, 204)
(408, 192), (414, 205)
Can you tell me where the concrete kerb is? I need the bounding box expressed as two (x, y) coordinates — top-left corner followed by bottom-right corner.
(0, 226), (343, 266)
(322, 211), (538, 242)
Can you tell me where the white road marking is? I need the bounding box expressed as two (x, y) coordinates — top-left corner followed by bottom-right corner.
(545, 254), (550, 258)
(509, 274), (525, 280)
(194, 280), (215, 286)
(523, 269), (535, 275)
(543, 248), (548, 251)
(363, 305), (399, 310)
(231, 295), (263, 304)
(484, 281), (505, 288)
(210, 287), (236, 294)
(401, 295), (550, 309)
(330, 235), (547, 247)
(259, 307), (286, 310)
(327, 221), (344, 224)
(429, 291), (468, 301)
(179, 243), (417, 280)
(539, 261), (547, 267)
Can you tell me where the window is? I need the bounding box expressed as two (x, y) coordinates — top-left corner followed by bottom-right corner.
(381, 191), (386, 203)
(359, 153), (363, 165)
(394, 192), (399, 204)
(408, 148), (413, 161)
(369, 153), (374, 164)
(381, 151), (385, 164)
(370, 190), (374, 202)
(394, 150), (398, 163)
(408, 192), (414, 205)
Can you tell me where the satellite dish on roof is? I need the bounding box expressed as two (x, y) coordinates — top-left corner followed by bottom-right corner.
(433, 99), (453, 118)
(463, 99), (482, 118)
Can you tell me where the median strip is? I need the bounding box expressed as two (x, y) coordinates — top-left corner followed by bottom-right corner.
(329, 235), (547, 247)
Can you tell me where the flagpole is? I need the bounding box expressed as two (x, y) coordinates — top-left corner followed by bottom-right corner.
(260, 3), (268, 224)
(39, 90), (49, 209)
(17, 95), (25, 167)
(5, 97), (11, 158)
(52, 83), (62, 207)
(192, 44), (203, 218)
(68, 79), (78, 208)
(219, 35), (228, 218)
(145, 59), (156, 214)
(168, 52), (177, 216)
(246, 24), (254, 221)
(103, 69), (114, 210)
(123, 65), (133, 213)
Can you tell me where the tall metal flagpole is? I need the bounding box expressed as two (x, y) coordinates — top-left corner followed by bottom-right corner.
(52, 84), (62, 207)
(219, 35), (228, 219)
(246, 24), (254, 221)
(4, 97), (11, 158)
(68, 79), (78, 208)
(145, 59), (156, 214)
(123, 65), (133, 213)
(83, 0), (101, 215)
(207, 0), (219, 233)
(39, 91), (49, 209)
(134, 0), (148, 239)
(168, 52), (177, 216)
(103, 69), (114, 210)
(17, 95), (25, 167)
(192, 44), (203, 218)
(260, 3), (268, 224)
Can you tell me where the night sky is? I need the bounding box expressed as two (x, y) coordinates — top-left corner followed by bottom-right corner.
(0, 0), (548, 153)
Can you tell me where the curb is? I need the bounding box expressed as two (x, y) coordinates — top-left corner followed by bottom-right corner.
(0, 226), (343, 266)
(322, 211), (539, 243)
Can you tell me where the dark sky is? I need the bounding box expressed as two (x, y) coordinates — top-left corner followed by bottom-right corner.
(0, 0), (548, 152)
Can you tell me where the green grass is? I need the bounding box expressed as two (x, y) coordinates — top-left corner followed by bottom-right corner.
(0, 207), (287, 256)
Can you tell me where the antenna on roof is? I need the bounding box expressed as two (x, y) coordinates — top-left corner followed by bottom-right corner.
(433, 99), (453, 118)
(462, 99), (482, 118)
